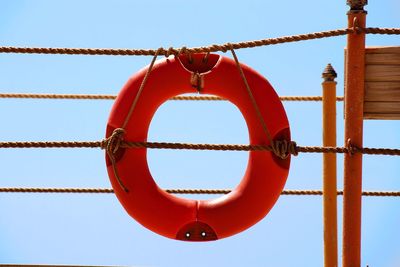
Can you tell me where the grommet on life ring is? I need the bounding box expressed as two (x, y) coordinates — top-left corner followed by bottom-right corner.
(106, 53), (291, 241)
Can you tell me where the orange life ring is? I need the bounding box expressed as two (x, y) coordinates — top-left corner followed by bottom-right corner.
(106, 53), (291, 241)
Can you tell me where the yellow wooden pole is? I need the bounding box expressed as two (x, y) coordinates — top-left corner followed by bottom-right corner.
(322, 64), (338, 267)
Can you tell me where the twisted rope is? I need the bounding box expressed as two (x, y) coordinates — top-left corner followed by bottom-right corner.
(230, 47), (298, 159)
(105, 51), (160, 192)
(0, 29), (351, 56)
(1, 187), (400, 196)
(0, 264), (122, 267)
(118, 141), (400, 156)
(0, 28), (398, 57)
(0, 93), (117, 100)
(363, 27), (400, 35)
(0, 141), (102, 148)
(104, 128), (127, 192)
(0, 140), (399, 156)
(0, 93), (344, 102)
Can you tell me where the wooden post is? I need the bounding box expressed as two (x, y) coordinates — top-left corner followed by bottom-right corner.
(322, 64), (338, 267)
(343, 1), (367, 267)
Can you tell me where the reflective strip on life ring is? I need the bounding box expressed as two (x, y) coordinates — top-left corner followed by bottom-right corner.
(106, 53), (291, 241)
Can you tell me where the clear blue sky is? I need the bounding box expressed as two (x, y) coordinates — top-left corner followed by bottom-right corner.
(0, 1), (399, 266)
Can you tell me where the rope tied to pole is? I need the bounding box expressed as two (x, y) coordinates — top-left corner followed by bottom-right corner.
(346, 139), (355, 156)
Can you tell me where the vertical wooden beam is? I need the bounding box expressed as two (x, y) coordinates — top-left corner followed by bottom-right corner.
(322, 64), (338, 267)
(343, 1), (367, 267)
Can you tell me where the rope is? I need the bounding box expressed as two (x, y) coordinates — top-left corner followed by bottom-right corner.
(0, 265), (124, 267)
(0, 140), (399, 156)
(104, 128), (128, 192)
(363, 27), (400, 35)
(105, 50), (160, 192)
(230, 47), (296, 159)
(117, 141), (400, 156)
(120, 50), (159, 129)
(0, 141), (102, 148)
(0, 29), (350, 56)
(1, 187), (400, 196)
(0, 28), (398, 57)
(0, 93), (344, 102)
(230, 47), (276, 156)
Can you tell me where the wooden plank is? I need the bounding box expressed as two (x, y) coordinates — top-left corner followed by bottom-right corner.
(365, 53), (400, 65)
(365, 46), (400, 54)
(364, 101), (400, 114)
(365, 82), (400, 102)
(346, 46), (400, 119)
(364, 113), (400, 120)
(365, 65), (400, 82)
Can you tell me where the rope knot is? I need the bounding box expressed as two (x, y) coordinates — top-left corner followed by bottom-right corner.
(102, 128), (129, 193)
(271, 140), (298, 159)
(346, 138), (355, 156)
(178, 46), (187, 57)
(177, 46), (194, 63)
(222, 43), (233, 53)
(351, 17), (362, 34)
(105, 128), (126, 154)
(190, 72), (204, 92)
(165, 47), (175, 58)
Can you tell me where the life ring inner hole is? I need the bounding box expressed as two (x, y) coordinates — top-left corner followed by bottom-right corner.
(147, 94), (250, 200)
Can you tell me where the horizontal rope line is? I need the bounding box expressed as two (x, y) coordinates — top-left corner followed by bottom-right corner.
(0, 28), (398, 57)
(363, 27), (400, 35)
(1, 141), (399, 156)
(0, 265), (123, 267)
(0, 93), (116, 100)
(1, 187), (399, 196)
(0, 141), (103, 148)
(0, 28), (351, 56)
(0, 93), (345, 102)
